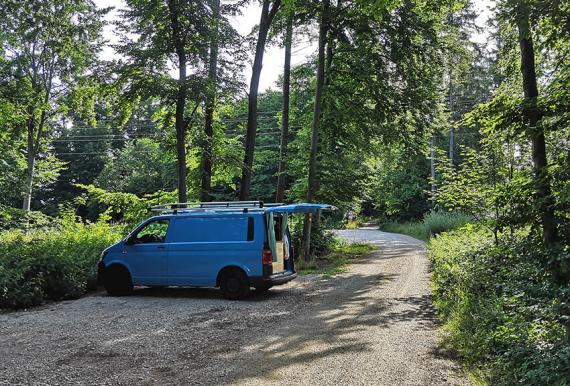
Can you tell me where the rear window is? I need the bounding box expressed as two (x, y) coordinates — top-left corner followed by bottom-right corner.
(170, 216), (252, 243)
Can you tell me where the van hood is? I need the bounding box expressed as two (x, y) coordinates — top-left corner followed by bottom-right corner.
(105, 240), (125, 254)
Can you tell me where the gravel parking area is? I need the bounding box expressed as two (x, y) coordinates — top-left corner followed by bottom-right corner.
(1, 228), (468, 385)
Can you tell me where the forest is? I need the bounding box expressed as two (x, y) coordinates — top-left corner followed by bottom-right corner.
(0, 0), (569, 384)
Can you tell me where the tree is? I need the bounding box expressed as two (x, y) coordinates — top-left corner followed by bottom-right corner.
(200, 0), (221, 202)
(239, 0), (282, 200)
(301, 0), (329, 261)
(198, 0), (245, 201)
(276, 13), (294, 203)
(116, 0), (211, 205)
(515, 1), (558, 245)
(96, 138), (176, 196)
(0, 0), (106, 211)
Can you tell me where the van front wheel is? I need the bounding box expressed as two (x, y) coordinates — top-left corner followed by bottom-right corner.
(104, 265), (133, 296)
(220, 269), (250, 300)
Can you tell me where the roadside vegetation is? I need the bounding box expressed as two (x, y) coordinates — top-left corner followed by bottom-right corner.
(380, 211), (473, 242)
(296, 240), (376, 278)
(382, 211), (570, 385)
(430, 227), (569, 385)
(0, 213), (123, 309)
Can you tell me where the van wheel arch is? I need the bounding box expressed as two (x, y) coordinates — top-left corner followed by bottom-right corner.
(217, 266), (250, 300)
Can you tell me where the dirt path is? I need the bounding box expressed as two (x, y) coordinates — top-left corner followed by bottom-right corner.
(0, 228), (468, 385)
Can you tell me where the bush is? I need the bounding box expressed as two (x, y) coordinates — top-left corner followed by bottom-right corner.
(381, 210), (473, 241)
(0, 204), (55, 231)
(430, 226), (570, 385)
(0, 216), (123, 309)
(422, 210), (474, 235)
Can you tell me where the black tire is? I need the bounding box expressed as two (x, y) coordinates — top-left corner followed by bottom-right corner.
(220, 269), (250, 300)
(254, 284), (273, 292)
(104, 265), (133, 296)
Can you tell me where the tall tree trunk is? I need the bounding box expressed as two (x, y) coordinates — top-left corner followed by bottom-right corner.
(448, 69), (455, 168)
(175, 57), (188, 205)
(517, 8), (557, 246)
(168, 0), (188, 205)
(22, 101), (48, 212)
(200, 0), (220, 202)
(240, 0), (281, 201)
(22, 116), (36, 211)
(275, 14), (293, 203)
(302, 0), (329, 262)
(430, 134), (436, 204)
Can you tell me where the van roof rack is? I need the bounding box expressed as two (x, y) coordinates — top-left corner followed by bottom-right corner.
(149, 201), (284, 214)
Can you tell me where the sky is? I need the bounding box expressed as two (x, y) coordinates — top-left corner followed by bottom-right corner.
(95, 0), (494, 92)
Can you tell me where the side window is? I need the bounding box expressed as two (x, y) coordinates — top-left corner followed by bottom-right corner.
(133, 220), (169, 244)
(169, 217), (250, 243)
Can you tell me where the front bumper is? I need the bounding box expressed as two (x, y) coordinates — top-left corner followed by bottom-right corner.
(250, 270), (297, 287)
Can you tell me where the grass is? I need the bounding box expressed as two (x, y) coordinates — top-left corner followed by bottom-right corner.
(381, 210), (474, 242)
(296, 240), (376, 278)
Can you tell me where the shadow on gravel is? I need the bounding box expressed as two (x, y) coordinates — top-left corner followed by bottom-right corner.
(205, 251), (444, 383)
(122, 286), (291, 302)
(131, 287), (224, 300)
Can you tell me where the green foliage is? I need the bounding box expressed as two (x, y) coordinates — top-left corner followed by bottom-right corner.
(430, 227), (570, 385)
(372, 145), (431, 221)
(0, 0), (107, 209)
(0, 205), (54, 231)
(75, 184), (156, 226)
(288, 215), (337, 258)
(0, 216), (123, 309)
(96, 138), (177, 196)
(381, 210), (474, 242)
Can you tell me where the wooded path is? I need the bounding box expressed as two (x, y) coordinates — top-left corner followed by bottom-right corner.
(0, 228), (468, 385)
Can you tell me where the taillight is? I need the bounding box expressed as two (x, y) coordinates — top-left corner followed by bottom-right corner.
(262, 249), (273, 265)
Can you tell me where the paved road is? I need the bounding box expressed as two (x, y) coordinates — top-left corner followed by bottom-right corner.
(0, 228), (468, 385)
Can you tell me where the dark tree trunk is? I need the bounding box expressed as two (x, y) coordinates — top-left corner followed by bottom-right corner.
(200, 0), (220, 202)
(175, 59), (188, 205)
(448, 69), (455, 168)
(430, 134), (436, 203)
(168, 0), (188, 205)
(302, 0), (329, 262)
(517, 10), (557, 246)
(275, 15), (293, 203)
(22, 116), (36, 211)
(240, 0), (281, 201)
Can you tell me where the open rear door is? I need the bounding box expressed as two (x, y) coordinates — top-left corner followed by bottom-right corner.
(265, 203), (334, 214)
(266, 204), (335, 273)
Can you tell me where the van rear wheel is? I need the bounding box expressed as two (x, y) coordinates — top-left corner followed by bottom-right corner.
(220, 269), (250, 300)
(104, 265), (133, 296)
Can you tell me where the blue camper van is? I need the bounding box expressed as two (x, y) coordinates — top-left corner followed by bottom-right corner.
(97, 201), (332, 300)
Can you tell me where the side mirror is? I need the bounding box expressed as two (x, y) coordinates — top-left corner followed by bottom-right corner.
(125, 237), (136, 246)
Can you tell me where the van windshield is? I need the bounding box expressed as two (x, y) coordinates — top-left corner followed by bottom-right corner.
(133, 219), (169, 244)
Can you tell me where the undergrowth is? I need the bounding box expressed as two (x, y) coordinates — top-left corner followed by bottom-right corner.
(296, 239), (376, 278)
(429, 225), (570, 385)
(381, 210), (473, 241)
(0, 214), (124, 309)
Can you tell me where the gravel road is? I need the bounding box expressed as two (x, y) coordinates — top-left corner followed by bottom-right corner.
(0, 228), (468, 385)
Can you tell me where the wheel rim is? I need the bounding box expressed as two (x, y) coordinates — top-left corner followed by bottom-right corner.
(226, 277), (240, 293)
